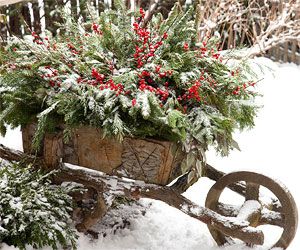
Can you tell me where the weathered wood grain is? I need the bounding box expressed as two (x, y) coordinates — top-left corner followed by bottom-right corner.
(22, 125), (185, 185)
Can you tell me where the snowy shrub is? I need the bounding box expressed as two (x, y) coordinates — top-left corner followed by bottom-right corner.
(0, 163), (78, 249)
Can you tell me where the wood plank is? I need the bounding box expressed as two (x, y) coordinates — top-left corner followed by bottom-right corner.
(283, 42), (288, 62)
(7, 4), (22, 36)
(22, 125), (184, 185)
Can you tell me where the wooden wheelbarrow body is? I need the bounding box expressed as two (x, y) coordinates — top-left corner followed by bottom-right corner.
(22, 124), (185, 185)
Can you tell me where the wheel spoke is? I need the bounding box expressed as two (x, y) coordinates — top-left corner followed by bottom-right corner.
(259, 208), (285, 227)
(245, 181), (260, 201)
(237, 200), (261, 226)
(263, 198), (283, 213)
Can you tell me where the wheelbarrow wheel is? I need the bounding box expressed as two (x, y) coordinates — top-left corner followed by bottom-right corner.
(205, 171), (298, 249)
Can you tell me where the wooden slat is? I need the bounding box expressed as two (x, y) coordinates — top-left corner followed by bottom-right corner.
(7, 4), (22, 36)
(21, 2), (31, 32)
(32, 0), (41, 33)
(283, 42), (288, 62)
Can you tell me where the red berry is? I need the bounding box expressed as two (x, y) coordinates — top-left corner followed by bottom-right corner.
(142, 71), (150, 77)
(49, 80), (55, 87)
(132, 99), (137, 106)
(140, 8), (145, 18)
(159, 72), (166, 78)
(183, 43), (189, 51)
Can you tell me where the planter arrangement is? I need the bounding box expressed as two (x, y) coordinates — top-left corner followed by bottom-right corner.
(0, 3), (258, 182)
(0, 2), (298, 249)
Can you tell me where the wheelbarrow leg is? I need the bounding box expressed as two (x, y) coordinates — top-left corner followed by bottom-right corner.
(71, 187), (107, 238)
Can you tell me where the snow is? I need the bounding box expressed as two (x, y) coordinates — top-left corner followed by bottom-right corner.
(0, 57), (299, 249)
(237, 200), (261, 221)
(64, 162), (105, 177)
(8, 197), (23, 212)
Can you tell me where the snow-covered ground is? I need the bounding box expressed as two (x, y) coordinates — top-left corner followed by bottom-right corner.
(0, 57), (299, 249)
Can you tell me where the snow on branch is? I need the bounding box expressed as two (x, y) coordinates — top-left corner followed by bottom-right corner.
(249, 0), (300, 57)
(194, 0), (300, 58)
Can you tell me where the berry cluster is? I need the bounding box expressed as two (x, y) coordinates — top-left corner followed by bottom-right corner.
(36, 7), (256, 111)
(186, 80), (202, 101)
(91, 68), (105, 83)
(133, 8), (168, 68)
(41, 66), (61, 88)
(136, 67), (174, 102)
(89, 68), (123, 95)
(232, 81), (256, 95)
(92, 23), (103, 35)
(31, 31), (44, 45)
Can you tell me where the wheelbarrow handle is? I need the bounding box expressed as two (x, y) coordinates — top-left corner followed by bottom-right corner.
(170, 163), (244, 195)
(204, 164), (245, 195)
(137, 185), (264, 246)
(56, 162), (265, 246)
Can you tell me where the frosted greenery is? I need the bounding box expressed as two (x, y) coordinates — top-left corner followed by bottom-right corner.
(0, 2), (259, 180)
(0, 162), (79, 249)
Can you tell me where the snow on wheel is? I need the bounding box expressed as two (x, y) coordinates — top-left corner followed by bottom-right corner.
(205, 171), (298, 249)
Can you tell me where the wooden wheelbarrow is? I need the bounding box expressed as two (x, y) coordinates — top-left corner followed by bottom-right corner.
(0, 125), (297, 249)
